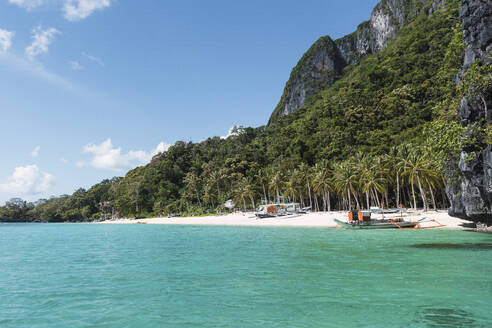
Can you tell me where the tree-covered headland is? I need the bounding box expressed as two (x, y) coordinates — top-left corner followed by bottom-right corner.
(1, 1), (491, 222)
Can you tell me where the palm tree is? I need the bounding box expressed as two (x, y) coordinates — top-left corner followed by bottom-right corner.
(401, 148), (439, 211)
(268, 170), (284, 203)
(183, 172), (202, 208)
(298, 163), (313, 209)
(422, 165), (442, 211)
(235, 177), (256, 211)
(360, 169), (386, 209)
(357, 154), (372, 209)
(384, 148), (403, 208)
(284, 170), (301, 203)
(203, 183), (217, 210)
(208, 170), (222, 198)
(372, 156), (390, 208)
(393, 145), (415, 208)
(255, 168), (269, 203)
(333, 161), (360, 210)
(312, 162), (333, 212)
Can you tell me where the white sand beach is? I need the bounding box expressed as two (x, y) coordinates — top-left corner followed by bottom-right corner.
(100, 210), (471, 229)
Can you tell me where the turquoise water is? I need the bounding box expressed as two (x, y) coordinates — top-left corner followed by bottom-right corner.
(0, 224), (491, 327)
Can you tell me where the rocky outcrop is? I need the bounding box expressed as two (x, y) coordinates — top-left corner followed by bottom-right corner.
(336, 0), (435, 65)
(269, 36), (344, 122)
(447, 0), (492, 223)
(270, 0), (447, 122)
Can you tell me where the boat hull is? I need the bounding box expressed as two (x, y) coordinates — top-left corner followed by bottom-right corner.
(334, 219), (418, 229)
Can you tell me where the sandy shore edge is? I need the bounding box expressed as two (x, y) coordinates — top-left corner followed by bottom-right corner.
(99, 210), (471, 229)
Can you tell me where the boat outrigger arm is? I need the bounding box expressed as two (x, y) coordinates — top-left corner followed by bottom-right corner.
(334, 211), (446, 230)
(334, 218), (418, 229)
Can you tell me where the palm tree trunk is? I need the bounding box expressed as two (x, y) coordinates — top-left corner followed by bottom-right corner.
(441, 177), (450, 208)
(396, 174), (400, 207)
(411, 181), (417, 210)
(327, 191), (331, 212)
(402, 187), (407, 208)
(384, 190), (389, 209)
(366, 191), (370, 209)
(373, 187), (380, 207)
(307, 181), (312, 209)
(351, 189), (360, 210)
(429, 185), (437, 211)
(441, 188), (448, 209)
(262, 183), (267, 203)
(416, 174), (427, 212)
(406, 187), (412, 208)
(250, 196), (255, 210)
(347, 189), (352, 210)
(322, 189), (327, 211)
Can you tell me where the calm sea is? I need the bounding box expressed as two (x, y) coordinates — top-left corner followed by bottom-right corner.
(0, 223), (491, 327)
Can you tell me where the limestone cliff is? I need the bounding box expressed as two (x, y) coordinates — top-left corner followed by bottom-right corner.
(269, 36), (344, 122)
(447, 0), (492, 223)
(270, 0), (447, 122)
(335, 0), (446, 64)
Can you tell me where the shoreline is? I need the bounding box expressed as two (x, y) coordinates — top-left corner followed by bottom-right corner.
(99, 210), (472, 229)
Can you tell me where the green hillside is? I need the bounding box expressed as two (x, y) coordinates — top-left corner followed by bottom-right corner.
(1, 1), (470, 221)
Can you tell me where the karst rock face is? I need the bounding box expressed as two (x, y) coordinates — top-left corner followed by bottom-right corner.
(269, 36), (344, 121)
(270, 0), (446, 122)
(447, 0), (492, 223)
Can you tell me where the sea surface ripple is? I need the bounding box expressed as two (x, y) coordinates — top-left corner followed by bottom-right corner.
(0, 223), (491, 327)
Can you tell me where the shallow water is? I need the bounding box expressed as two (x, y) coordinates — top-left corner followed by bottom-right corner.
(0, 224), (491, 327)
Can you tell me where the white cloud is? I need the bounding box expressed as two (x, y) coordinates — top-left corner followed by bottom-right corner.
(31, 145), (40, 157)
(151, 142), (170, 157)
(0, 165), (54, 194)
(69, 60), (83, 71)
(9, 0), (111, 21)
(0, 29), (14, 54)
(80, 139), (170, 171)
(8, 0), (43, 10)
(63, 0), (111, 21)
(221, 125), (244, 139)
(60, 157), (69, 164)
(82, 52), (104, 67)
(25, 27), (61, 60)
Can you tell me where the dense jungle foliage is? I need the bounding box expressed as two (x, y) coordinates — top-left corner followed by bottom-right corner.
(2, 1), (489, 221)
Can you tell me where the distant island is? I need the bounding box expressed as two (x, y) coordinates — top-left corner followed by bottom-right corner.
(1, 0), (490, 225)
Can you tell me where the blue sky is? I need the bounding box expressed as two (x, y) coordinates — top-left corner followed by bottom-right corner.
(0, 0), (379, 204)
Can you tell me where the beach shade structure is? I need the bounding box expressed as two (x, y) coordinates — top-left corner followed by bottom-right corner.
(224, 200), (235, 209)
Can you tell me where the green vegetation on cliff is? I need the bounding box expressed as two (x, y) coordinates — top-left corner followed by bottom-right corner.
(0, 1), (469, 221)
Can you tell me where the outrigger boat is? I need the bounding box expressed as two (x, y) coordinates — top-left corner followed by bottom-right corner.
(334, 211), (419, 229)
(255, 203), (306, 219)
